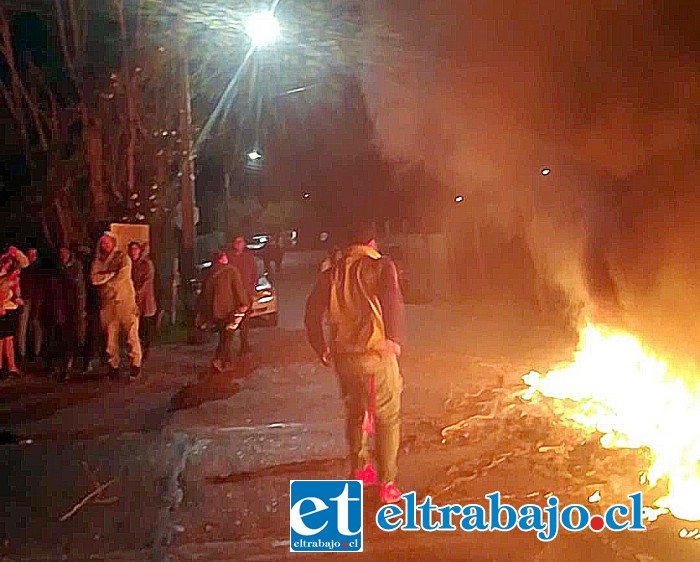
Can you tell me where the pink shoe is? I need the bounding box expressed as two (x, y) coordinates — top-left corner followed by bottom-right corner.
(379, 481), (403, 504)
(352, 463), (378, 486)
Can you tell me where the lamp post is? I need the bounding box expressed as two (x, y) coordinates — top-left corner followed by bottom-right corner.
(177, 9), (280, 284)
(179, 28), (196, 284)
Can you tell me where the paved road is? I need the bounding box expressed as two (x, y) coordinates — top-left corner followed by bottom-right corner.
(0, 251), (693, 561)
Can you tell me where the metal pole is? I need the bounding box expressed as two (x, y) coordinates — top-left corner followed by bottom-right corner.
(178, 19), (196, 284)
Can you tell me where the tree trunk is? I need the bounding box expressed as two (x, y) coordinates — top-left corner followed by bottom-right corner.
(85, 118), (106, 220)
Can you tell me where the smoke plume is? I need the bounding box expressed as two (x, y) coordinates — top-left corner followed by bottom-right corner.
(361, 0), (700, 361)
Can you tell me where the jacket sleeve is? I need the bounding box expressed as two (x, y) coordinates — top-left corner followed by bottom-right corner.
(90, 258), (114, 286)
(232, 266), (251, 309)
(304, 269), (331, 358)
(135, 260), (155, 297)
(247, 253), (259, 295)
(14, 250), (29, 269)
(379, 258), (406, 346)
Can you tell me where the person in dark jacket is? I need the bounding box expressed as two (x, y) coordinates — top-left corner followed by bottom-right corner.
(229, 236), (258, 355)
(198, 250), (250, 372)
(59, 247), (86, 374)
(128, 241), (157, 358)
(41, 256), (78, 381)
(305, 223), (406, 504)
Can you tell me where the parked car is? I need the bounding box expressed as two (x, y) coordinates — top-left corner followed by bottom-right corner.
(249, 257), (278, 326)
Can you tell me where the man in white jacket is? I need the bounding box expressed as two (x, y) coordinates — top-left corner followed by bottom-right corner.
(90, 232), (142, 380)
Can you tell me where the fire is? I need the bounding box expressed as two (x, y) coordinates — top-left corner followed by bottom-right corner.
(522, 323), (700, 521)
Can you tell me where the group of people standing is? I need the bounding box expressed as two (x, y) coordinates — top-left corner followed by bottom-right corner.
(0, 232), (156, 382)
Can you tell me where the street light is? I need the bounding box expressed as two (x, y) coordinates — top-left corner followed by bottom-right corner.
(541, 167), (551, 176)
(245, 11), (280, 47)
(247, 149), (263, 161)
(455, 195), (464, 203)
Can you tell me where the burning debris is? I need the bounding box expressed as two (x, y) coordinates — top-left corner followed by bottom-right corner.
(434, 322), (700, 530)
(523, 323), (700, 522)
(433, 382), (650, 510)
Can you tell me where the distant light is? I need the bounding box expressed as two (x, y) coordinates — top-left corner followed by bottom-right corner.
(245, 12), (280, 47)
(303, 192), (311, 199)
(541, 167), (551, 176)
(455, 195), (464, 203)
(247, 150), (262, 161)
(291, 230), (298, 240)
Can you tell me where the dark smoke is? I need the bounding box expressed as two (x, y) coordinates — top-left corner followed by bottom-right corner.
(361, 0), (700, 362)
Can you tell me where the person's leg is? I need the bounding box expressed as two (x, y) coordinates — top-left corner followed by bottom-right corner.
(334, 354), (372, 475)
(102, 308), (121, 370)
(5, 336), (17, 373)
(123, 309), (142, 370)
(373, 353), (402, 483)
(30, 304), (43, 359)
(214, 326), (225, 362)
(143, 315), (156, 353)
(17, 301), (29, 360)
(238, 317), (250, 355)
(222, 327), (236, 368)
(0, 337), (8, 371)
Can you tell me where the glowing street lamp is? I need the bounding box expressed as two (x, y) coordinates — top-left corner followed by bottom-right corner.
(455, 195), (464, 203)
(245, 12), (280, 47)
(247, 149), (263, 161)
(541, 167), (551, 176)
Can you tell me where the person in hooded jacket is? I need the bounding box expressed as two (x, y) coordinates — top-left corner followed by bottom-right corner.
(305, 223), (406, 504)
(90, 232), (142, 381)
(198, 249), (250, 373)
(41, 254), (78, 380)
(128, 241), (157, 359)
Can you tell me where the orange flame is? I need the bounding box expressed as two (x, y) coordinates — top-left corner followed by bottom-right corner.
(522, 323), (700, 521)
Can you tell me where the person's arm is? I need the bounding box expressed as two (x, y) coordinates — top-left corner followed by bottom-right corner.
(12, 278), (23, 307)
(91, 253), (127, 285)
(379, 258), (406, 353)
(12, 248), (29, 269)
(135, 260), (154, 298)
(231, 267), (250, 311)
(247, 253), (258, 295)
(304, 270), (331, 363)
(90, 257), (114, 286)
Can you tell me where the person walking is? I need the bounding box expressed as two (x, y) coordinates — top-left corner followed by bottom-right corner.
(128, 241), (157, 359)
(90, 232), (142, 381)
(305, 224), (406, 503)
(198, 250), (250, 373)
(229, 236), (257, 355)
